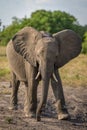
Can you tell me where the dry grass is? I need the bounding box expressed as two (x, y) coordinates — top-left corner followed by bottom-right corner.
(0, 46), (6, 56)
(0, 88), (11, 95)
(60, 54), (87, 87)
(0, 46), (10, 81)
(0, 46), (87, 87)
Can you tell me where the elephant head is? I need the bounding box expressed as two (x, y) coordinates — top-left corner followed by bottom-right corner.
(12, 27), (82, 67)
(12, 27), (82, 120)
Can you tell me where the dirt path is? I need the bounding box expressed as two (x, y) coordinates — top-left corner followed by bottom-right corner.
(0, 82), (87, 130)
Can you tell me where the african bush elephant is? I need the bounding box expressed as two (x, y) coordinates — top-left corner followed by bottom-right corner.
(6, 27), (82, 121)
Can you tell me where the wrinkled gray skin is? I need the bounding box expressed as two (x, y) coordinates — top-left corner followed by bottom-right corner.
(6, 27), (82, 121)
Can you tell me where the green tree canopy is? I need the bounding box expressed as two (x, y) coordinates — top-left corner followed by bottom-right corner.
(29, 10), (77, 33)
(0, 10), (86, 47)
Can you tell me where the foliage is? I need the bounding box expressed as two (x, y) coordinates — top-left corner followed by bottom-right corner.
(0, 9), (87, 53)
(82, 32), (87, 54)
(30, 10), (53, 32)
(30, 10), (77, 33)
(0, 17), (21, 46)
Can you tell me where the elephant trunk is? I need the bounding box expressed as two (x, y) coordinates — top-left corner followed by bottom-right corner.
(36, 61), (51, 121)
(36, 62), (57, 121)
(36, 74), (50, 121)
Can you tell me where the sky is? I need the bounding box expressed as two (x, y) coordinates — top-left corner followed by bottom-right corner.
(0, 0), (87, 26)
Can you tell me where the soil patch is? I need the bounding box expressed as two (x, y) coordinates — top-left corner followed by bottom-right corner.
(0, 82), (87, 130)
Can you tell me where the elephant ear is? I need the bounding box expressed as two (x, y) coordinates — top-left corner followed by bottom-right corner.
(12, 27), (42, 67)
(53, 29), (82, 68)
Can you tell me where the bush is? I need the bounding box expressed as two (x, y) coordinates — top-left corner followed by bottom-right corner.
(82, 42), (87, 54)
(82, 32), (87, 54)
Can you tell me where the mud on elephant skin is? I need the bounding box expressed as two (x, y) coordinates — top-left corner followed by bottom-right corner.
(6, 27), (82, 121)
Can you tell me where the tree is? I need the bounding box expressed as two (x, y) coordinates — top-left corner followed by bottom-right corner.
(0, 17), (22, 45)
(0, 10), (86, 47)
(51, 10), (77, 32)
(29, 10), (53, 32)
(29, 10), (77, 33)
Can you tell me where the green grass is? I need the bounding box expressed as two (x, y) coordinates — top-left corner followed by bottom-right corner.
(0, 68), (10, 77)
(0, 46), (87, 87)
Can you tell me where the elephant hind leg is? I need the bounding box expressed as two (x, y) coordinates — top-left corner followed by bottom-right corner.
(9, 71), (20, 110)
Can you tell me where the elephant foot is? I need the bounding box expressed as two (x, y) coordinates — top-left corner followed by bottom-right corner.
(36, 117), (41, 121)
(8, 105), (18, 110)
(25, 112), (36, 118)
(58, 112), (70, 120)
(57, 100), (70, 120)
(36, 115), (41, 121)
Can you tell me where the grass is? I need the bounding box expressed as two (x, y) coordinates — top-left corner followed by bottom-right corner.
(0, 46), (6, 56)
(0, 46), (10, 81)
(0, 88), (11, 95)
(0, 46), (87, 87)
(60, 54), (87, 87)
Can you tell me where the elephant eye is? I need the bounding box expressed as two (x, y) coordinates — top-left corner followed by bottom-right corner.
(55, 55), (58, 59)
(38, 49), (44, 56)
(36, 53), (40, 58)
(41, 50), (44, 55)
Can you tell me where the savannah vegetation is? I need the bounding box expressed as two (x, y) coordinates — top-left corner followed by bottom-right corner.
(0, 10), (87, 87)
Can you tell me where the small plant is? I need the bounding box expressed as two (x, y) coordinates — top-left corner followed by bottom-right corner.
(5, 117), (13, 124)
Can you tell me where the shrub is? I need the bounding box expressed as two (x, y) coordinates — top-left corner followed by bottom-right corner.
(82, 32), (87, 54)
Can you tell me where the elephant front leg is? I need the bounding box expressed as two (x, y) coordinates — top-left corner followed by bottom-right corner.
(51, 70), (70, 120)
(24, 66), (39, 118)
(9, 72), (20, 110)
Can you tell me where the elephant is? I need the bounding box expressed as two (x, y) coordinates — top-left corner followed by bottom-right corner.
(6, 27), (82, 121)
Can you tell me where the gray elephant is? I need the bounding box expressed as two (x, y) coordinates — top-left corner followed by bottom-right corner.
(6, 27), (82, 121)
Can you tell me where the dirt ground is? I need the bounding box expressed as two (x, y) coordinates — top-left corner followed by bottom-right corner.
(0, 82), (87, 130)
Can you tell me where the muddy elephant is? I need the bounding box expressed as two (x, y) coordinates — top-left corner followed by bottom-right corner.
(6, 27), (82, 121)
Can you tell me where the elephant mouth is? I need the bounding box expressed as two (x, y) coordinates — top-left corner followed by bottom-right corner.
(35, 71), (58, 82)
